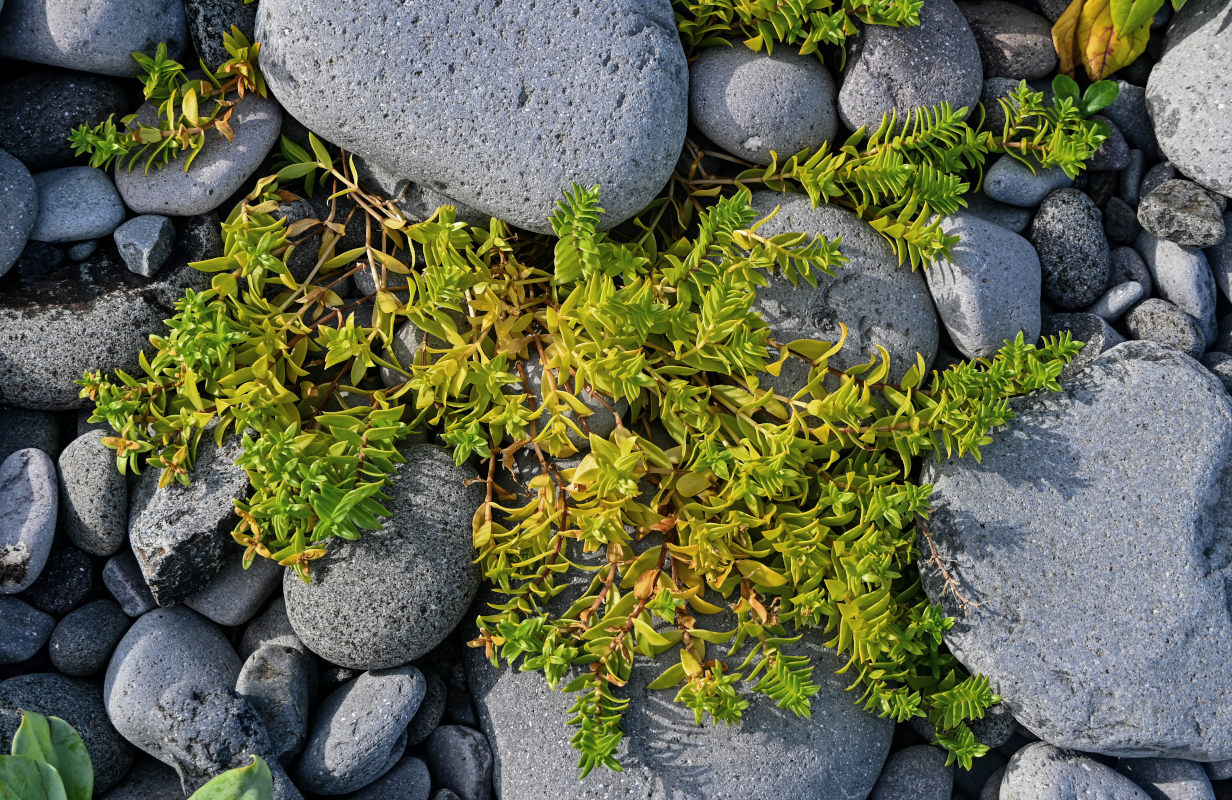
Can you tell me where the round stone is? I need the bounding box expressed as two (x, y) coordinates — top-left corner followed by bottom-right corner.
(0, 447), (57, 594)
(49, 599), (132, 677)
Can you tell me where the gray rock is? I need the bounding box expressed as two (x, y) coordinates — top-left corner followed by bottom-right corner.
(1116, 757), (1215, 800)
(0, 251), (167, 410)
(291, 666), (426, 795)
(184, 0), (259, 71)
(748, 192), (939, 386)
(12, 240), (64, 277)
(49, 599), (131, 677)
(927, 212), (1041, 358)
(1001, 744), (1150, 799)
(963, 191), (1033, 233)
(185, 545), (282, 627)
(1104, 196), (1142, 245)
(256, 0), (687, 234)
(1111, 246), (1153, 296)
(978, 77), (1023, 134)
(1120, 149), (1146, 205)
(59, 428), (128, 556)
(1029, 189), (1111, 309)
(955, 747), (1009, 797)
(982, 766), (1006, 800)
(97, 757), (184, 800)
(837, 0), (982, 131)
(103, 551), (157, 617)
(236, 644), (311, 762)
(0, 0), (187, 76)
(338, 757), (431, 800)
(28, 167), (126, 243)
(1200, 352), (1232, 393)
(0, 149), (37, 277)
(0, 406), (58, 463)
(0, 595), (54, 664)
(467, 628), (892, 800)
(872, 745), (953, 800)
(1087, 281), (1144, 322)
(958, 0), (1056, 79)
(379, 321), (428, 388)
(1146, 0), (1232, 198)
(432, 792), (464, 800)
(920, 341), (1232, 759)
(688, 47), (837, 165)
(983, 156), (1074, 207)
(148, 681), (283, 795)
(423, 725), (493, 800)
(1088, 116), (1131, 171)
(1204, 211), (1232, 303)
(0, 71), (130, 171)
(1138, 180), (1226, 247)
(1127, 298), (1207, 357)
(21, 544), (92, 615)
(909, 703), (1017, 751)
(128, 433), (250, 605)
(115, 94), (282, 216)
(239, 595), (305, 660)
(405, 671), (447, 747)
(1141, 162), (1179, 202)
(283, 444), (483, 670)
(0, 673), (136, 793)
(0, 448), (57, 594)
(67, 240), (99, 261)
(114, 215), (176, 277)
(104, 606), (243, 760)
(1135, 229), (1217, 344)
(1106, 81), (1160, 162)
(1202, 759), (1232, 781)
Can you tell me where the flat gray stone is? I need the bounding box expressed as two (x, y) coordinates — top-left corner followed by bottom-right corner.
(0, 71), (130, 171)
(128, 433), (250, 605)
(185, 544), (282, 627)
(283, 444), (483, 670)
(927, 212), (1041, 359)
(115, 94), (282, 216)
(1138, 180), (1226, 248)
(1204, 211), (1232, 303)
(103, 551), (157, 617)
(423, 725), (492, 800)
(59, 428), (128, 556)
(0, 448), (56, 594)
(1116, 757), (1215, 800)
(872, 745), (953, 800)
(49, 598), (131, 677)
(338, 757), (431, 800)
(983, 156), (1074, 208)
(1087, 281), (1145, 322)
(104, 605), (242, 760)
(1001, 744), (1149, 799)
(256, 0), (687, 234)
(0, 0), (187, 76)
(466, 629), (892, 800)
(114, 215), (176, 277)
(0, 595), (54, 664)
(1030, 188), (1110, 309)
(29, 167), (125, 243)
(1135, 229), (1217, 344)
(957, 0), (1056, 79)
(920, 341), (1232, 759)
(1146, 0), (1232, 198)
(1, 673), (136, 793)
(748, 192), (939, 387)
(689, 47), (837, 166)
(838, 0), (982, 131)
(236, 644), (311, 762)
(0, 149), (36, 277)
(291, 666), (426, 795)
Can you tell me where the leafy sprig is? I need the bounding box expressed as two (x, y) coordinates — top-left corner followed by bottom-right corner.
(68, 27), (266, 173)
(673, 0), (924, 55)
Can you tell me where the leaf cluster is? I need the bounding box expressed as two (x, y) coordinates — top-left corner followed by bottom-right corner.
(1052, 0), (1187, 80)
(68, 27), (266, 173)
(673, 0), (924, 55)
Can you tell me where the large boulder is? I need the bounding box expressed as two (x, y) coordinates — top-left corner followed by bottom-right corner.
(920, 341), (1232, 759)
(1146, 0), (1232, 198)
(466, 630), (892, 800)
(255, 0), (687, 233)
(283, 444), (484, 670)
(748, 192), (939, 388)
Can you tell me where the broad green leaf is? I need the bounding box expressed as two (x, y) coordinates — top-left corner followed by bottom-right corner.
(1108, 0), (1164, 37)
(1081, 80), (1121, 115)
(10, 713), (91, 800)
(0, 755), (69, 800)
(188, 756), (273, 800)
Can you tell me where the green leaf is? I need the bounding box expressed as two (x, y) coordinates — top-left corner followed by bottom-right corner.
(1051, 73), (1081, 105)
(1108, 0), (1164, 38)
(188, 756), (274, 800)
(0, 755), (69, 800)
(1081, 80), (1121, 116)
(10, 713), (92, 800)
